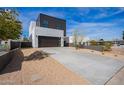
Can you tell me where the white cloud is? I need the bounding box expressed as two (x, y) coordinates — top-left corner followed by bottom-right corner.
(93, 7), (124, 19)
(67, 22), (122, 40)
(77, 7), (124, 20)
(67, 22), (116, 33)
(77, 22), (115, 28)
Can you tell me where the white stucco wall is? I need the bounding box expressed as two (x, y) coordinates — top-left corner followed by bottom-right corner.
(69, 36), (73, 43)
(29, 21), (37, 47)
(29, 21), (64, 48)
(35, 27), (64, 37)
(29, 21), (36, 37)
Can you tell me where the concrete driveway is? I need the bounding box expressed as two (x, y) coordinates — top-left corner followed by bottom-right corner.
(41, 47), (124, 84)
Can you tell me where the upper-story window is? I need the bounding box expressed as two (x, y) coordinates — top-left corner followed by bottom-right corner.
(42, 20), (49, 27)
(56, 24), (63, 30)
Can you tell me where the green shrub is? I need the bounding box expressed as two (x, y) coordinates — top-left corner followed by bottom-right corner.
(90, 40), (97, 46)
(102, 42), (112, 51)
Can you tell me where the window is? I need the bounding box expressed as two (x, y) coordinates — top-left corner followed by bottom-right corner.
(56, 24), (63, 30)
(42, 20), (48, 27)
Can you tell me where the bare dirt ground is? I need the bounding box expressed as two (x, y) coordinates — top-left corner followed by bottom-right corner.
(0, 48), (89, 85)
(111, 47), (124, 55)
(71, 47), (124, 61)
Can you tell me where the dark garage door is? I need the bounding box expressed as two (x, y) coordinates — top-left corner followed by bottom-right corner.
(38, 36), (61, 47)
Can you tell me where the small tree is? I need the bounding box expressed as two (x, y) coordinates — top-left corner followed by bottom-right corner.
(0, 8), (22, 40)
(99, 39), (104, 45)
(73, 30), (78, 49)
(78, 36), (83, 48)
(72, 30), (83, 49)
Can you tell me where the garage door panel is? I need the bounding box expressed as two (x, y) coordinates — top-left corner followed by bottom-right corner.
(38, 36), (60, 47)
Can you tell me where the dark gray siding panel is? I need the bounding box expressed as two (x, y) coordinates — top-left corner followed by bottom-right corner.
(36, 13), (66, 36)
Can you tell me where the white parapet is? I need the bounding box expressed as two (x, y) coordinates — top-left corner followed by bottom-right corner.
(35, 26), (64, 37)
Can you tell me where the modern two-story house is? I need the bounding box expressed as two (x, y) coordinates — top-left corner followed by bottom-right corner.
(29, 13), (67, 48)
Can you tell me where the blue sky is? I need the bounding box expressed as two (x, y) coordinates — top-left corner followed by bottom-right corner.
(11, 7), (124, 40)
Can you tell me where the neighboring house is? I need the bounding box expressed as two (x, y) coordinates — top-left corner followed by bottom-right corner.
(68, 36), (90, 46)
(29, 13), (67, 48)
(112, 40), (124, 45)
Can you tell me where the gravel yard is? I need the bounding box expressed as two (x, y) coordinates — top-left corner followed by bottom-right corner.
(0, 48), (89, 85)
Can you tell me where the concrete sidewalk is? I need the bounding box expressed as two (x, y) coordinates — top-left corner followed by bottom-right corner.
(41, 47), (124, 85)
